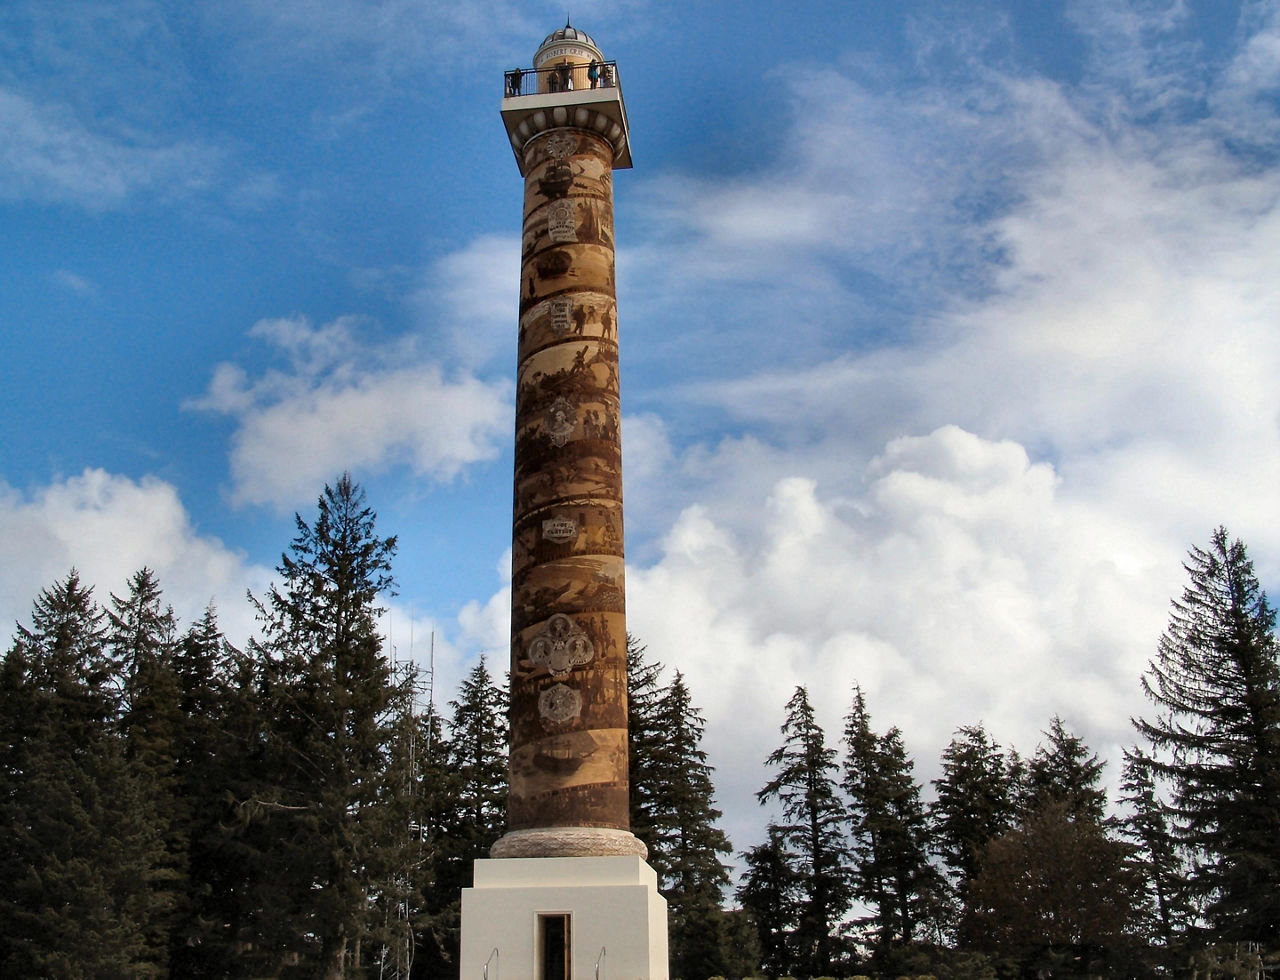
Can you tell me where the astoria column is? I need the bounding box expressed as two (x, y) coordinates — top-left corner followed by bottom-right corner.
(492, 24), (644, 861)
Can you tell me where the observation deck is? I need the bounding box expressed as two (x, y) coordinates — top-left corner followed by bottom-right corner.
(500, 62), (632, 173)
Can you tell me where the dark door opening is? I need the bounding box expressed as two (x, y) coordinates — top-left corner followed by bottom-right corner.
(539, 913), (571, 980)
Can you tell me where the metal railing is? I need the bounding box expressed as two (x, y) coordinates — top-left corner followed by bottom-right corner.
(595, 945), (606, 980)
(483, 947), (499, 980)
(504, 62), (619, 98)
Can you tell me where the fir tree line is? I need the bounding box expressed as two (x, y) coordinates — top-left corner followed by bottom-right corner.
(2, 475), (1276, 980)
(0, 475), (737, 978)
(0, 476), (514, 978)
(736, 526), (1280, 979)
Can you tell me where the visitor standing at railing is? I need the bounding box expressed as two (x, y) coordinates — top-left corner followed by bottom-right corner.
(503, 61), (619, 98)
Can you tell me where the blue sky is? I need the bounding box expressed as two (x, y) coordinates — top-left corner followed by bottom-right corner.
(4, 0), (1280, 858)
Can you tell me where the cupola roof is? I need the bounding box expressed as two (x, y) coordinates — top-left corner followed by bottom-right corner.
(533, 21), (604, 66)
(539, 21), (597, 49)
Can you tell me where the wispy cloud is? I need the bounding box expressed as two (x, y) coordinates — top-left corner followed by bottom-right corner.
(187, 314), (512, 510)
(49, 268), (99, 297)
(409, 233), (520, 370)
(0, 87), (223, 209)
(208, 0), (554, 80)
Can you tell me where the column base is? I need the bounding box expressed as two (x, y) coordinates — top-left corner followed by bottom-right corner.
(490, 826), (648, 859)
(460, 855), (668, 980)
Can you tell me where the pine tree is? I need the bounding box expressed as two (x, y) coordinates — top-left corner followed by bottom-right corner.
(238, 474), (412, 977)
(1119, 748), (1185, 951)
(1134, 528), (1280, 946)
(0, 572), (166, 977)
(411, 706), (459, 978)
(843, 686), (943, 954)
(168, 604), (247, 976)
(737, 823), (801, 978)
(649, 670), (734, 980)
(108, 568), (186, 973)
(1023, 716), (1107, 822)
(930, 724), (1019, 894)
(758, 685), (853, 975)
(963, 801), (1144, 974)
(419, 656), (508, 969)
(359, 666), (426, 980)
(626, 634), (665, 857)
(445, 657), (508, 861)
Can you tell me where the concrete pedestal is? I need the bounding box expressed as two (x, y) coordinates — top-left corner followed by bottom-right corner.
(460, 855), (668, 980)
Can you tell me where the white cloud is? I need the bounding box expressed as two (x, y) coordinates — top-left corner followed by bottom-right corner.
(626, 427), (1179, 855)
(0, 470), (270, 648)
(608, 8), (1280, 858)
(49, 268), (98, 297)
(210, 0), (552, 80)
(187, 314), (512, 510)
(632, 14), (1280, 553)
(409, 234), (520, 369)
(0, 87), (221, 209)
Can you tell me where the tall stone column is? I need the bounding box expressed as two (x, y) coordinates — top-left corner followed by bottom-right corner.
(491, 123), (644, 859)
(463, 26), (667, 980)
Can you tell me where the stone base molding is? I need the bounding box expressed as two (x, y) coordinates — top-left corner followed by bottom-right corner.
(489, 826), (648, 859)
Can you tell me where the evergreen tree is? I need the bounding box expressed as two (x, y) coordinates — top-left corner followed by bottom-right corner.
(1133, 528), (1280, 946)
(108, 568), (186, 973)
(206, 632), (289, 975)
(168, 604), (248, 977)
(359, 667), (426, 980)
(237, 474), (412, 977)
(737, 823), (801, 978)
(410, 706), (459, 978)
(649, 670), (734, 980)
(1023, 715), (1107, 822)
(0, 572), (166, 977)
(963, 801), (1144, 974)
(930, 723), (1019, 894)
(420, 656), (508, 970)
(626, 634), (665, 857)
(758, 685), (853, 975)
(843, 687), (943, 954)
(627, 643), (738, 976)
(1119, 748), (1185, 952)
(445, 657), (508, 860)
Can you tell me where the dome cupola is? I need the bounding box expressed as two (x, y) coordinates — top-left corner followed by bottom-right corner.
(533, 20), (605, 69)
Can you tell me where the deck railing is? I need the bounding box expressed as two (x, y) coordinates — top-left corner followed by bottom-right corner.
(504, 61), (619, 98)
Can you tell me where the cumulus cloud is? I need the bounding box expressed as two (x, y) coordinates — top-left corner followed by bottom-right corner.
(607, 3), (1280, 855)
(626, 427), (1180, 854)
(0, 470), (270, 647)
(187, 314), (512, 510)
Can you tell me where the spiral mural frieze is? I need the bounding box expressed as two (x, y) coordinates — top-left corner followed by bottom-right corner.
(506, 125), (632, 838)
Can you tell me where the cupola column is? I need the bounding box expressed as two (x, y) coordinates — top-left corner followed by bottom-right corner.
(492, 22), (641, 862)
(463, 27), (667, 980)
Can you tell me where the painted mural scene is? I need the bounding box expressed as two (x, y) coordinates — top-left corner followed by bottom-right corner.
(3, 5), (1280, 980)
